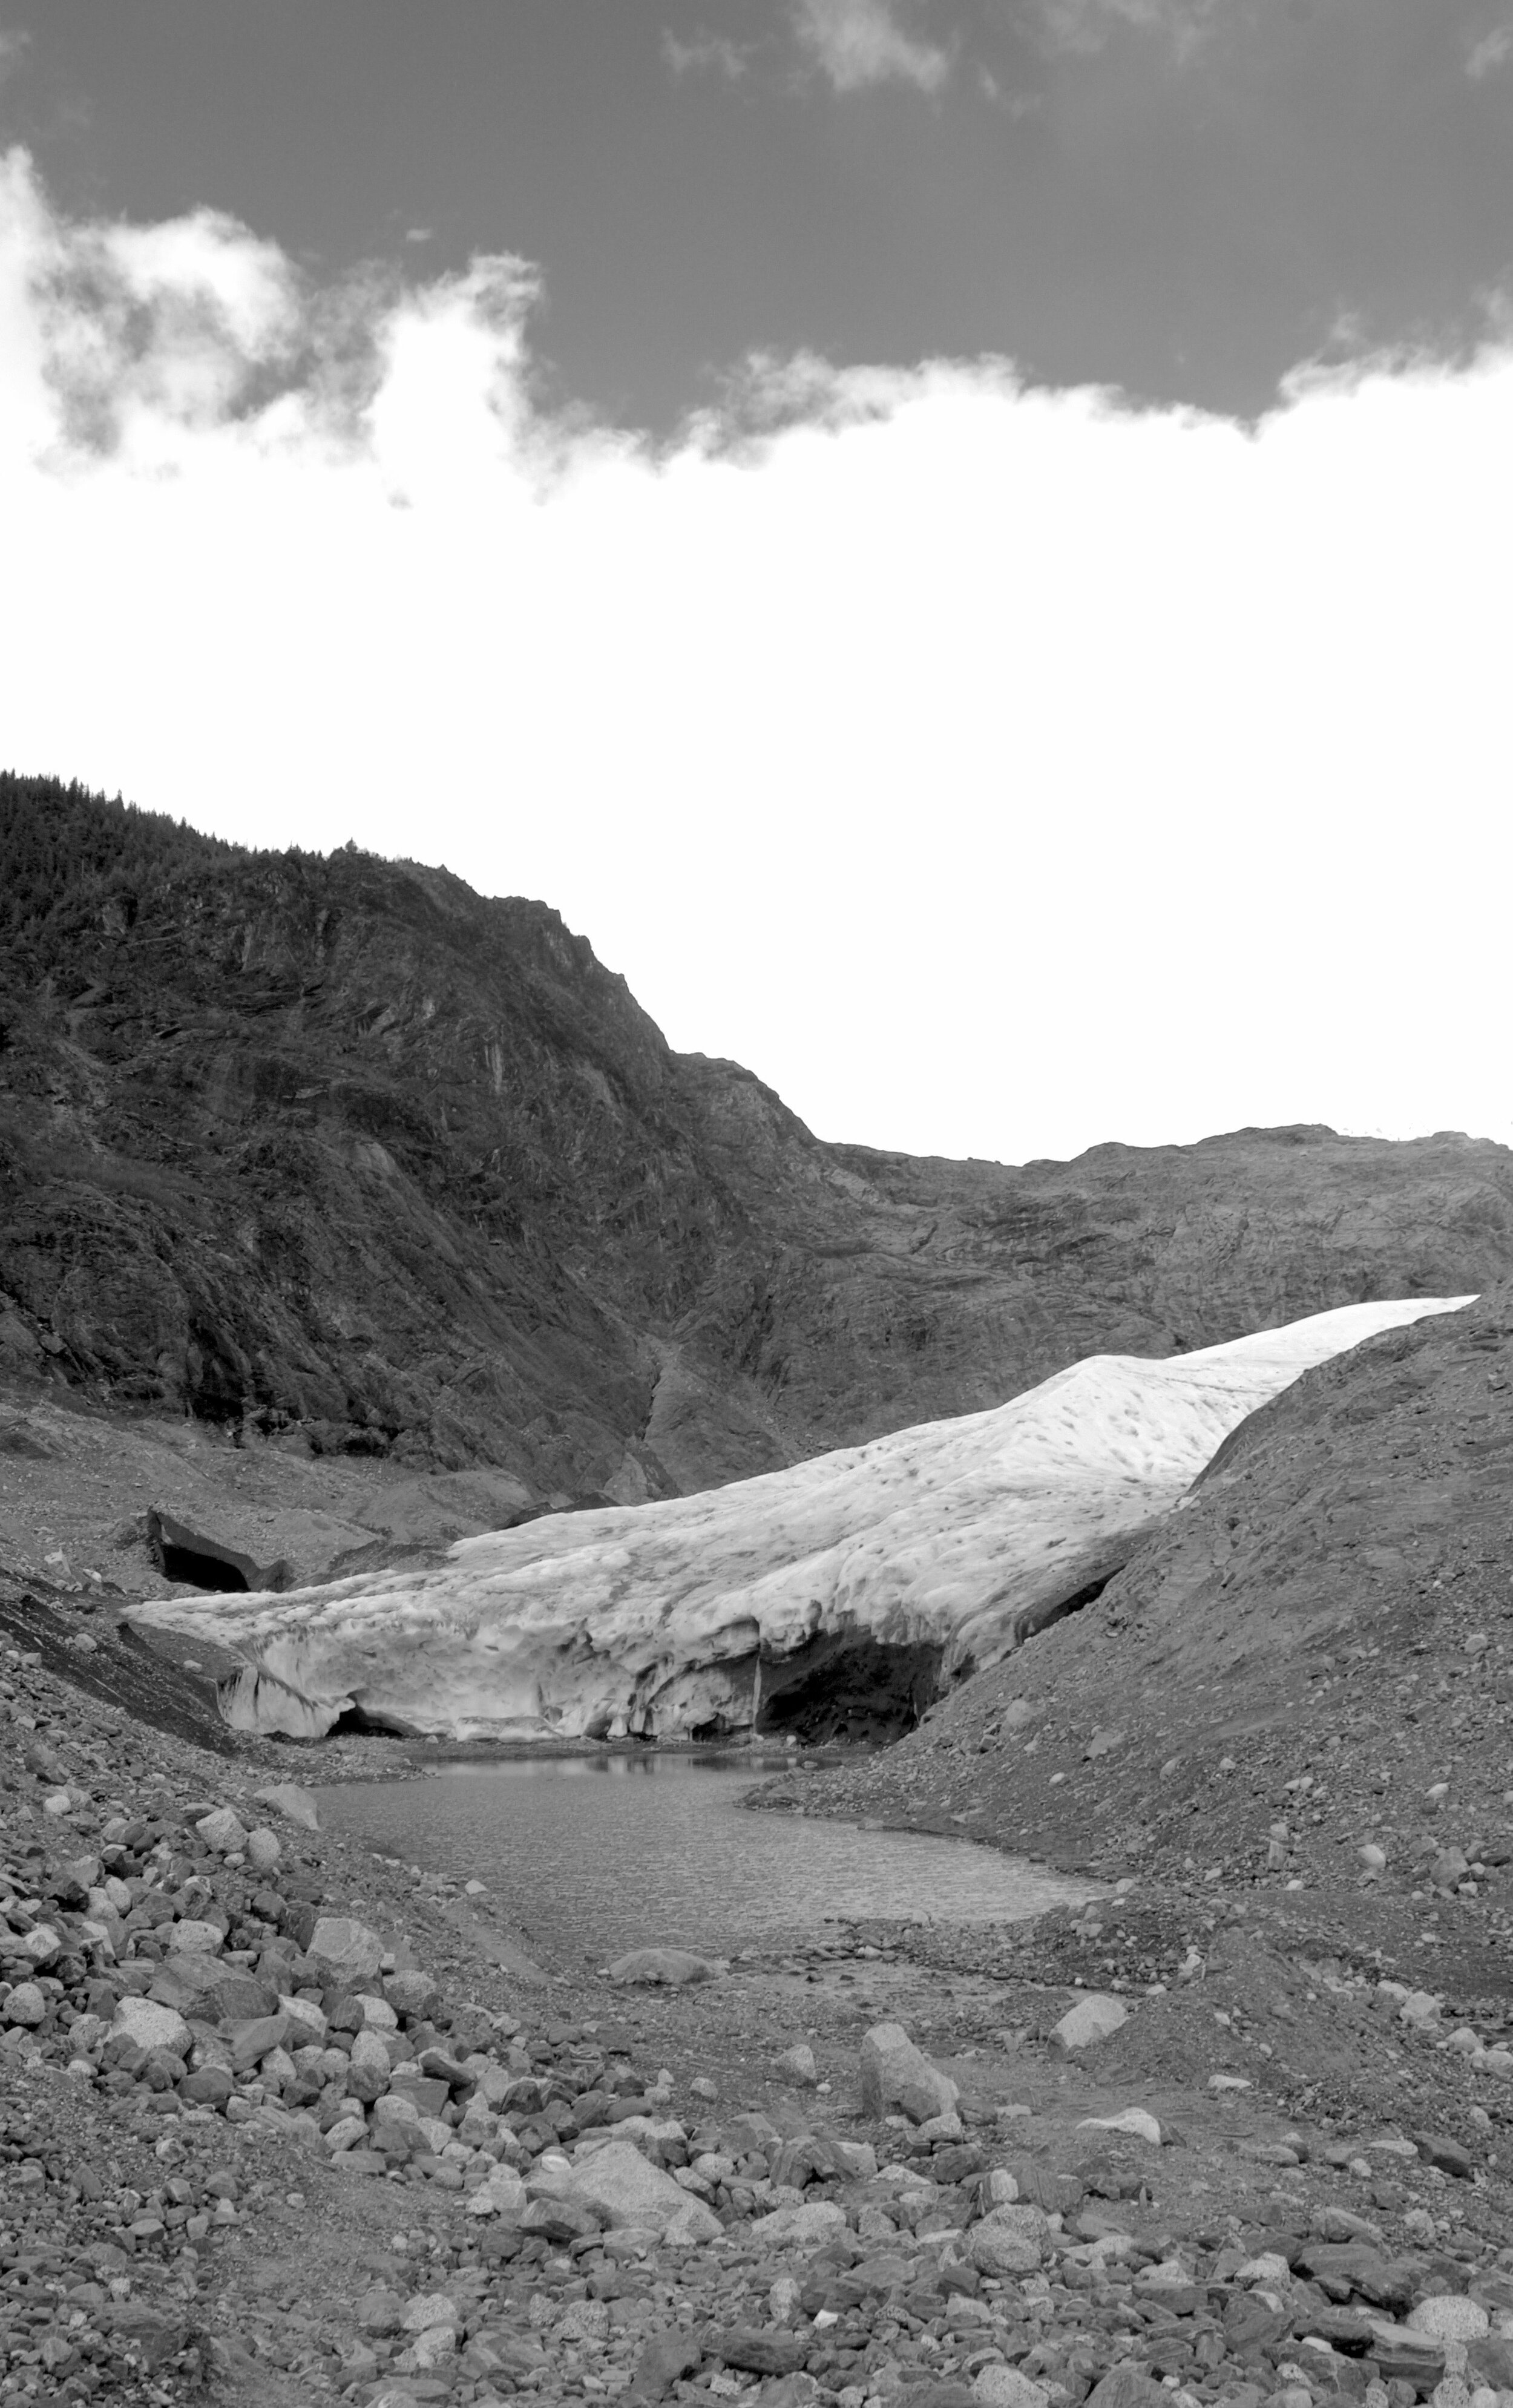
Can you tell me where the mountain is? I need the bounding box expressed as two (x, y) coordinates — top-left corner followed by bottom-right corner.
(5, 770), (1513, 1509)
(128, 1297), (1469, 1744)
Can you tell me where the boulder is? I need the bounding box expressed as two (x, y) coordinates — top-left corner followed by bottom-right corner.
(226, 2013), (291, 2073)
(195, 1807), (248, 1854)
(1085, 2375), (1173, 2408)
(747, 2201), (848, 2250)
(111, 1997), (191, 2059)
(1051, 1995), (1128, 2053)
(775, 2043), (819, 2087)
(166, 1920), (224, 1955)
(1409, 2300), (1491, 2344)
(860, 2023), (959, 2123)
(1, 1983), (47, 2028)
(606, 1949), (718, 1987)
(148, 1955), (277, 2027)
(254, 1782), (321, 1831)
(384, 1968), (441, 2018)
(560, 2140), (720, 2239)
(308, 1917), (386, 1984)
(245, 1828), (281, 1874)
(974, 2372), (1050, 2408)
(465, 2164), (529, 2222)
(347, 2029), (393, 2104)
(970, 2204), (1049, 2276)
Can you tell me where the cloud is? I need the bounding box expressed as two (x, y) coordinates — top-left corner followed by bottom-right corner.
(3, 145), (1513, 1169)
(662, 27), (750, 79)
(792, 0), (952, 92)
(1032, 0), (1214, 59)
(0, 27), (28, 82)
(1466, 24), (1513, 76)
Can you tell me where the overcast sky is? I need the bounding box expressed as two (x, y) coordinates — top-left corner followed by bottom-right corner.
(1, 4), (1511, 1165)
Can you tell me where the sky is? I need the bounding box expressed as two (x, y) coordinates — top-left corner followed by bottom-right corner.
(0, 4), (1511, 1166)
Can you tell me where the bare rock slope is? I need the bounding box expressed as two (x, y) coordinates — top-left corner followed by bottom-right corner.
(5, 775), (1513, 1506)
(128, 1297), (1466, 1742)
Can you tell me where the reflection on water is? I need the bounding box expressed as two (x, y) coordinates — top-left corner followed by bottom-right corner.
(316, 1754), (1094, 1963)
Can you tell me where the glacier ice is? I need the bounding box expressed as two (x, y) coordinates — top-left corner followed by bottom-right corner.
(129, 1295), (1471, 1741)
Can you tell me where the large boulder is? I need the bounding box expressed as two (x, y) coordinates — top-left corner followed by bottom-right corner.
(148, 1956), (277, 2027)
(859, 2023), (959, 2124)
(606, 1949), (718, 1987)
(553, 2141), (720, 2240)
(1051, 1995), (1128, 2053)
(971, 2204), (1049, 2277)
(254, 1782), (321, 1832)
(308, 1917), (386, 1984)
(111, 1998), (191, 2059)
(346, 2029), (393, 2104)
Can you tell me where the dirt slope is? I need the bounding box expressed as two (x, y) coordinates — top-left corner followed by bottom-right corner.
(781, 1287), (1513, 1932)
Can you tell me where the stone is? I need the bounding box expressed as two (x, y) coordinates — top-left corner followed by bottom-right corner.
(747, 2200), (848, 2250)
(970, 2204), (1049, 2275)
(556, 2139), (714, 2238)
(1416, 2134), (1474, 2179)
(1085, 2372), (1175, 2408)
(307, 1917), (386, 1982)
(384, 1967), (442, 2018)
(226, 2013), (291, 2072)
(1, 1982), (46, 2027)
(180, 2065), (234, 2107)
(244, 1827), (281, 1873)
(148, 1955), (277, 2026)
(111, 1996), (191, 2058)
(465, 2164), (529, 2221)
(606, 1948), (718, 1986)
(860, 2023), (959, 2123)
(776, 2042), (819, 2086)
(166, 1918), (224, 1955)
(717, 2331), (810, 2378)
(1411, 2304), (1492, 2346)
(1078, 2108), (1160, 2145)
(628, 2331), (704, 2401)
(195, 1806), (248, 1854)
(254, 1782), (321, 1831)
(974, 2372), (1050, 2408)
(346, 2028), (393, 2103)
(1051, 1994), (1129, 2052)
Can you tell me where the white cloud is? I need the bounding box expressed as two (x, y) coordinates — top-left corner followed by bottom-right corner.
(2, 147), (1513, 1167)
(662, 27), (750, 79)
(792, 0), (952, 92)
(1034, 0), (1213, 59)
(1466, 24), (1513, 77)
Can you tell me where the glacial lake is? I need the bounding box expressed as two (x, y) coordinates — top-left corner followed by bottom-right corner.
(315, 1754), (1095, 1966)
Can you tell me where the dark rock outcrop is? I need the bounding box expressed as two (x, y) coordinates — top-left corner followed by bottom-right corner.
(5, 770), (1513, 1497)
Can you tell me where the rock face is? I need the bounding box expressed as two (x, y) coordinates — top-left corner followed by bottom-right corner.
(5, 775), (1513, 1504)
(128, 1297), (1466, 1741)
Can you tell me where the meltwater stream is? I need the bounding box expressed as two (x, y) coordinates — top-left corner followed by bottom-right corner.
(316, 1756), (1095, 1964)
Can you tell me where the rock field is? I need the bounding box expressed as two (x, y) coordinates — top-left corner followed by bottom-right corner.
(7, 1567), (1513, 2408)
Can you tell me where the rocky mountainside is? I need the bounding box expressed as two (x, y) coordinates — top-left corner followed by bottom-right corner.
(786, 1281), (1513, 1898)
(6, 772), (1513, 1508)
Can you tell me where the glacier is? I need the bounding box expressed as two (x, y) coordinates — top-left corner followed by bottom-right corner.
(128, 1296), (1471, 1742)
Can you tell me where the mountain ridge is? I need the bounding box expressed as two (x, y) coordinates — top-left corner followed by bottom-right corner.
(5, 769), (1513, 1508)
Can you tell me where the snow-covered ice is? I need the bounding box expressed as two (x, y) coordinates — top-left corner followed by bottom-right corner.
(130, 1296), (1471, 1740)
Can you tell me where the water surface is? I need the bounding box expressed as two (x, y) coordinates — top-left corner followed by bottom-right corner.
(316, 1754), (1094, 1963)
